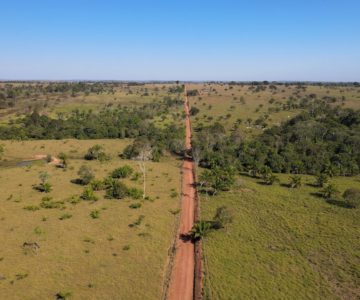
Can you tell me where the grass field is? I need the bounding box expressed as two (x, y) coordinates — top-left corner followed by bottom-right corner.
(187, 83), (360, 299)
(0, 83), (182, 123)
(187, 83), (360, 135)
(0, 139), (181, 299)
(1, 82), (359, 299)
(201, 174), (360, 300)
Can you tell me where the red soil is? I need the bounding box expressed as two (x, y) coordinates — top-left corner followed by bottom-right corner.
(167, 88), (196, 300)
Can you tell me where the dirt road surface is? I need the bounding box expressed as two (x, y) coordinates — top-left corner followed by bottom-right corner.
(167, 87), (195, 300)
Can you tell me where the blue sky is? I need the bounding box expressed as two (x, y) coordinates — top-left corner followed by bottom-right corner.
(0, 0), (359, 81)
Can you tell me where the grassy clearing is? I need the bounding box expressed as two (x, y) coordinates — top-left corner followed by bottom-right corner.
(201, 174), (360, 299)
(0, 139), (181, 299)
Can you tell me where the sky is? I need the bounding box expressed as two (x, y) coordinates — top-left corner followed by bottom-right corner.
(0, 0), (359, 81)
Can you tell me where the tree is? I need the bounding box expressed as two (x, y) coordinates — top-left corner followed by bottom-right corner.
(315, 173), (328, 187)
(189, 220), (212, 240)
(321, 183), (339, 199)
(137, 142), (152, 199)
(260, 166), (279, 185)
(77, 165), (94, 185)
(189, 106), (200, 116)
(84, 145), (109, 161)
(289, 175), (302, 188)
(39, 171), (49, 184)
(264, 173), (279, 185)
(343, 188), (360, 208)
(192, 145), (202, 166)
(199, 167), (235, 195)
(36, 171), (52, 193)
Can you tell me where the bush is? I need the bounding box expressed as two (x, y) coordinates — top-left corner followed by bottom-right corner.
(131, 172), (141, 181)
(343, 188), (360, 208)
(90, 179), (105, 191)
(321, 183), (339, 199)
(129, 203), (141, 209)
(111, 165), (133, 179)
(127, 187), (143, 199)
(81, 187), (98, 201)
(190, 220), (212, 240)
(190, 106), (200, 116)
(289, 175), (302, 188)
(35, 182), (52, 193)
(40, 196), (63, 209)
(315, 173), (328, 187)
(59, 213), (72, 220)
(106, 181), (128, 199)
(90, 209), (100, 219)
(23, 205), (40, 211)
(212, 206), (233, 229)
(84, 145), (109, 161)
(77, 165), (94, 185)
(56, 291), (72, 300)
(170, 191), (179, 198)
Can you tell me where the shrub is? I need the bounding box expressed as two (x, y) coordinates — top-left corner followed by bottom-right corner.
(90, 179), (105, 191)
(58, 152), (68, 168)
(35, 171), (52, 192)
(111, 165), (133, 179)
(46, 154), (52, 163)
(190, 106), (200, 116)
(56, 291), (72, 300)
(129, 203), (141, 209)
(127, 187), (143, 200)
(84, 145), (109, 161)
(103, 176), (116, 189)
(122, 245), (130, 251)
(212, 206), (233, 229)
(68, 195), (81, 204)
(0, 144), (4, 159)
(59, 213), (72, 220)
(289, 175), (302, 188)
(106, 181), (128, 199)
(77, 165), (94, 185)
(40, 197), (63, 209)
(190, 220), (212, 240)
(131, 172), (141, 181)
(41, 182), (52, 193)
(343, 188), (360, 208)
(321, 183), (339, 199)
(170, 191), (179, 198)
(315, 173), (328, 187)
(23, 205), (40, 211)
(39, 171), (49, 184)
(90, 209), (100, 219)
(81, 187), (97, 201)
(129, 215), (145, 227)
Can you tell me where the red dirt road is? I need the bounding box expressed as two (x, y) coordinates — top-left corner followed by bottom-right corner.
(167, 88), (195, 300)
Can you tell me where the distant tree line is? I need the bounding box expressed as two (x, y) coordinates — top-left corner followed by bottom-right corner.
(0, 97), (184, 160)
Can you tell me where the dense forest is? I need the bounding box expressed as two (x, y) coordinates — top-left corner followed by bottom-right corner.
(194, 100), (360, 177)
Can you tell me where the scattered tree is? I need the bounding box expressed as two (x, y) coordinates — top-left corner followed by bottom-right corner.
(343, 188), (360, 208)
